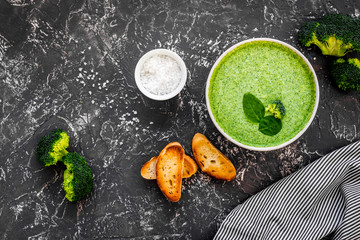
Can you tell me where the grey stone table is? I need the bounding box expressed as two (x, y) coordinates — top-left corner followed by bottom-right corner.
(1, 0), (359, 239)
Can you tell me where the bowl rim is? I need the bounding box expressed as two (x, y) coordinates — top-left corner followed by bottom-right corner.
(134, 48), (187, 101)
(205, 37), (320, 151)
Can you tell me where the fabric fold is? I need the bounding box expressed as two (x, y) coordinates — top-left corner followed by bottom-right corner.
(214, 141), (360, 240)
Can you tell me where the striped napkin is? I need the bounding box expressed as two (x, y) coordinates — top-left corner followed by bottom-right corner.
(214, 141), (360, 240)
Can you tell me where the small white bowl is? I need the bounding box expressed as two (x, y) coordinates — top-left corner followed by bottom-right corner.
(205, 38), (320, 151)
(134, 49), (187, 101)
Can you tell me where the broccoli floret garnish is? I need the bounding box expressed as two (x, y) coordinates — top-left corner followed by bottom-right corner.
(266, 100), (286, 119)
(37, 130), (94, 202)
(36, 129), (69, 166)
(331, 58), (360, 91)
(298, 14), (360, 57)
(298, 21), (320, 47)
(62, 152), (93, 202)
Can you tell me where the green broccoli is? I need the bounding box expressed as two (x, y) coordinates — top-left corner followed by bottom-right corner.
(62, 152), (93, 202)
(36, 129), (69, 166)
(331, 58), (360, 91)
(298, 14), (360, 57)
(266, 100), (286, 119)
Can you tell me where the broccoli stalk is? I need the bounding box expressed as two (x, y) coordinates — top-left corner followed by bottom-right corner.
(310, 35), (353, 57)
(298, 14), (360, 57)
(36, 129), (69, 166)
(62, 152), (93, 202)
(266, 100), (286, 119)
(331, 58), (360, 91)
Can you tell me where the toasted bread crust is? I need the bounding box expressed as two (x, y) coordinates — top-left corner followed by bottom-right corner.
(141, 154), (198, 180)
(156, 142), (184, 202)
(192, 133), (236, 181)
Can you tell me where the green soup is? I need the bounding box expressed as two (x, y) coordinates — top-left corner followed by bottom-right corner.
(208, 40), (317, 148)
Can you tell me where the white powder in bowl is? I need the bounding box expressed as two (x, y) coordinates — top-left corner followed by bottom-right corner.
(140, 54), (182, 95)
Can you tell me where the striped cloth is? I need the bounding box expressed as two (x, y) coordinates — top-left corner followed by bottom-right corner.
(214, 141), (360, 240)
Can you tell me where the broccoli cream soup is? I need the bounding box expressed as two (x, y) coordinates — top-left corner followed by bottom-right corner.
(208, 40), (316, 148)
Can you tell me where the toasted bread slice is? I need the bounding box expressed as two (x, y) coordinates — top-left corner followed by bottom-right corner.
(156, 142), (184, 202)
(192, 133), (236, 181)
(141, 156), (158, 180)
(182, 155), (198, 178)
(141, 154), (198, 180)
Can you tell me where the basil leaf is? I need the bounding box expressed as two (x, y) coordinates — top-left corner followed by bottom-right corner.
(259, 116), (282, 136)
(243, 93), (265, 123)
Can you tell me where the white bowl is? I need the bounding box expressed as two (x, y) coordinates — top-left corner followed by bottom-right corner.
(205, 38), (320, 151)
(134, 49), (187, 101)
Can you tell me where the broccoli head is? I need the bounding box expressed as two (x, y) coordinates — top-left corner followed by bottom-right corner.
(298, 14), (360, 57)
(266, 100), (286, 119)
(62, 152), (93, 202)
(37, 129), (69, 166)
(331, 58), (360, 91)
